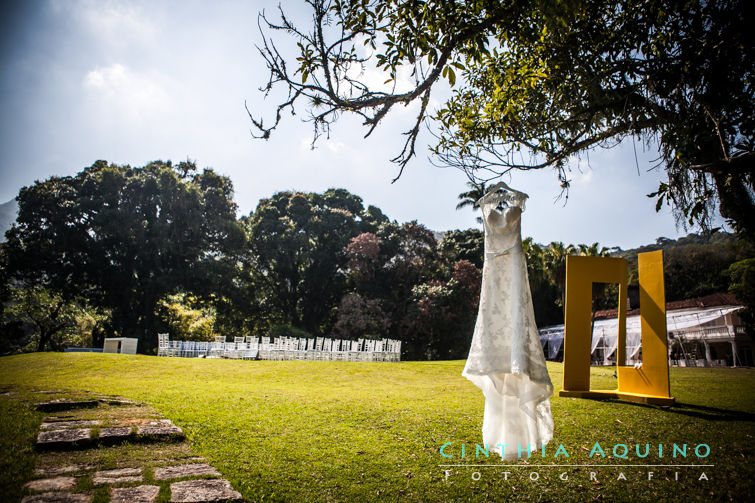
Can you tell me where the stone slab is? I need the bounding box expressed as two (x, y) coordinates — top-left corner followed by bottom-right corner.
(93, 474), (143, 484)
(35, 400), (99, 412)
(136, 422), (184, 439)
(170, 479), (242, 502)
(24, 476), (77, 491)
(111, 485), (160, 503)
(154, 463), (220, 480)
(95, 467), (142, 477)
(40, 420), (101, 430)
(33, 464), (93, 476)
(36, 429), (92, 449)
(21, 493), (92, 503)
(98, 427), (132, 439)
(93, 467), (143, 485)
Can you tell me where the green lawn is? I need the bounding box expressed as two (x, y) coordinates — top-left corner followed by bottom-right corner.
(1, 353), (753, 502)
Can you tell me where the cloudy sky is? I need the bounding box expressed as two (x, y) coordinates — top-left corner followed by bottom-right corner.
(0, 0), (718, 250)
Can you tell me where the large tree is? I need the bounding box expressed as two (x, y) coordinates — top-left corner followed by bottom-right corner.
(3, 286), (89, 352)
(244, 189), (371, 335)
(4, 160), (245, 351)
(251, 0), (754, 237)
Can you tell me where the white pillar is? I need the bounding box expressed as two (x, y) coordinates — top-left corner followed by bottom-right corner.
(703, 340), (712, 367)
(730, 340), (738, 367)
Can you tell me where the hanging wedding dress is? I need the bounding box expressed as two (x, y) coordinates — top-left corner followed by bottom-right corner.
(462, 183), (554, 459)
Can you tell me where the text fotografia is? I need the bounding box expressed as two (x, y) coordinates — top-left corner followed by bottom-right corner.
(442, 469), (712, 483)
(439, 442), (712, 483)
(439, 442), (711, 460)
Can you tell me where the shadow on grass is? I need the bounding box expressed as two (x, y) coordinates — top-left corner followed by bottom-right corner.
(587, 398), (755, 422)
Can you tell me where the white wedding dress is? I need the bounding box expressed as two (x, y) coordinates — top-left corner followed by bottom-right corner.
(462, 192), (554, 459)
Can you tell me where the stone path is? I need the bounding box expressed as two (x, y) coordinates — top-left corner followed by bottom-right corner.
(21, 392), (243, 503)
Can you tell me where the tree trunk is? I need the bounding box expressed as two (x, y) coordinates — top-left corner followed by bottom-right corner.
(37, 328), (50, 352)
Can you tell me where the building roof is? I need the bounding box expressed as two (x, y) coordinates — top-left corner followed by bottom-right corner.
(594, 292), (741, 320)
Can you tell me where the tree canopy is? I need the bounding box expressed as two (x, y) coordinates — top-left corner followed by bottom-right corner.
(1, 161), (749, 357)
(251, 0), (754, 237)
(4, 160), (245, 350)
(243, 189), (372, 334)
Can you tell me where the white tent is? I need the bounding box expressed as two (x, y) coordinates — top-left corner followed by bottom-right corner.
(539, 306), (742, 363)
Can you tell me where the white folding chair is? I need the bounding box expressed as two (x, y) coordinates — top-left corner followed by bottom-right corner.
(182, 340), (196, 358)
(270, 337), (282, 360)
(243, 336), (259, 360)
(322, 338), (332, 361)
(365, 340), (376, 362)
(348, 340), (360, 362)
(314, 337), (324, 360)
(230, 336), (246, 359)
(209, 336), (225, 358)
(168, 340), (182, 357)
(259, 337), (270, 360)
(196, 341), (209, 358)
(157, 333), (170, 356)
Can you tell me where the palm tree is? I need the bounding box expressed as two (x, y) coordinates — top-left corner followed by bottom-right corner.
(578, 242), (611, 257)
(455, 181), (487, 224)
(544, 241), (576, 309)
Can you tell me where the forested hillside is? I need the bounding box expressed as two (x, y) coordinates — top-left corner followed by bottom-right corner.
(619, 232), (753, 304)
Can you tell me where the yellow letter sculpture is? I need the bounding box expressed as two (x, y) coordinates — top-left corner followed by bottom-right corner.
(559, 250), (674, 405)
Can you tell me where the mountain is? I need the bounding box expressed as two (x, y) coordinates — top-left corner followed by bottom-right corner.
(0, 199), (18, 240)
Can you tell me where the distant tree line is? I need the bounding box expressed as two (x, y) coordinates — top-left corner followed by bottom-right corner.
(1, 161), (752, 357)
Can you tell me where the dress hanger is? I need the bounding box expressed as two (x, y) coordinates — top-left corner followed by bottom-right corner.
(476, 181), (529, 207)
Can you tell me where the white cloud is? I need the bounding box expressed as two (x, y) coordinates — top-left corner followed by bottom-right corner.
(83, 63), (169, 116)
(576, 169), (594, 185)
(326, 140), (345, 153)
(53, 0), (156, 47)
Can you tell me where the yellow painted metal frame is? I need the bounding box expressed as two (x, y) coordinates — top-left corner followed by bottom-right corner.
(559, 251), (674, 405)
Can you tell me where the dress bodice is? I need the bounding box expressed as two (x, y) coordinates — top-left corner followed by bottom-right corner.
(482, 202), (523, 257)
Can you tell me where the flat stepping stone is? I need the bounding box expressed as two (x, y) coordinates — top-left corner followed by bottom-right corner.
(21, 493), (92, 503)
(170, 479), (242, 502)
(136, 421), (184, 439)
(99, 427), (132, 440)
(93, 467), (143, 485)
(24, 476), (77, 491)
(34, 464), (93, 476)
(36, 429), (92, 450)
(111, 485), (160, 503)
(154, 463), (220, 480)
(40, 420), (101, 430)
(116, 418), (171, 427)
(35, 400), (99, 412)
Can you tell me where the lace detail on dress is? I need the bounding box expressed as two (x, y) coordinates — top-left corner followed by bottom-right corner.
(462, 194), (554, 459)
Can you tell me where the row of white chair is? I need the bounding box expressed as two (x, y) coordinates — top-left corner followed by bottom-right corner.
(157, 334), (402, 362)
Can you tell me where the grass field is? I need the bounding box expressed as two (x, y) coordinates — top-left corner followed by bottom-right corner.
(1, 353), (754, 502)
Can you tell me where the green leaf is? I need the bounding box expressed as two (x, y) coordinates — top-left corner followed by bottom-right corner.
(447, 67), (456, 86)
